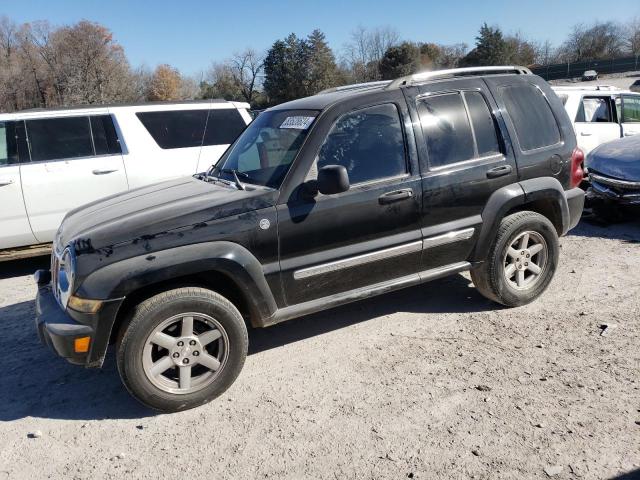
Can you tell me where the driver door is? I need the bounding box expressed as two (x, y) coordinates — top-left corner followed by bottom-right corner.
(277, 92), (423, 306)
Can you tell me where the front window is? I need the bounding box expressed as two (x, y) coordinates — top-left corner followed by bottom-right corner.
(212, 109), (318, 188)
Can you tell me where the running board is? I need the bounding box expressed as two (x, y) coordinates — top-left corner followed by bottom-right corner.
(264, 261), (471, 327)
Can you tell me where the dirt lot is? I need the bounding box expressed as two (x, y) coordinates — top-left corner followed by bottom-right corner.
(0, 217), (639, 480)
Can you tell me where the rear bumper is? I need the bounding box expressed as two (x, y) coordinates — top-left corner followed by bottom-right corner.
(35, 270), (124, 368)
(565, 187), (585, 232)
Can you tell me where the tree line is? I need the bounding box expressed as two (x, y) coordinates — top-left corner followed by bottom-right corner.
(1, 15), (639, 112)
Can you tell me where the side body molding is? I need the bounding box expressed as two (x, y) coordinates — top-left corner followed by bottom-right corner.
(77, 241), (279, 322)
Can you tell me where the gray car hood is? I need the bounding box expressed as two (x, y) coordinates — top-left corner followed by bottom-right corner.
(57, 176), (276, 251)
(586, 135), (640, 181)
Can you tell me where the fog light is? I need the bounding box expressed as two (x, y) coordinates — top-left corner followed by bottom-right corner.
(68, 295), (103, 313)
(74, 336), (91, 353)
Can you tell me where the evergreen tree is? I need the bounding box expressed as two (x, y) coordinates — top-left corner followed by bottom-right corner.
(378, 42), (421, 80)
(461, 23), (508, 66)
(306, 29), (341, 94)
(263, 33), (308, 104)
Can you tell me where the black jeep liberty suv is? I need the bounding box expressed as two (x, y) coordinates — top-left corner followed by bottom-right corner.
(35, 66), (585, 412)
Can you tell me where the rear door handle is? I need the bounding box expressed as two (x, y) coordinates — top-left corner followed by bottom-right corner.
(92, 169), (119, 175)
(0, 178), (14, 187)
(486, 165), (512, 179)
(580, 132), (592, 136)
(379, 188), (413, 205)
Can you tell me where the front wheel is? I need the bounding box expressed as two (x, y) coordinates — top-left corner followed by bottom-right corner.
(117, 287), (248, 412)
(471, 211), (559, 307)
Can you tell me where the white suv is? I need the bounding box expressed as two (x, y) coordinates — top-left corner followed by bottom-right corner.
(0, 100), (251, 251)
(552, 86), (640, 156)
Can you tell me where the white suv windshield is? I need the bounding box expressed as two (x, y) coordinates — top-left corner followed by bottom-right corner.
(212, 109), (318, 189)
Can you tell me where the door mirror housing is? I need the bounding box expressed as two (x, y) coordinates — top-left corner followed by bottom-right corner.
(317, 165), (350, 195)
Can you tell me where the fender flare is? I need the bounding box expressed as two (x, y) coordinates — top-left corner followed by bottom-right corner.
(471, 178), (570, 262)
(77, 241), (278, 366)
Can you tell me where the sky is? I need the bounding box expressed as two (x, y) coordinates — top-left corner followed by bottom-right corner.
(2, 0), (639, 76)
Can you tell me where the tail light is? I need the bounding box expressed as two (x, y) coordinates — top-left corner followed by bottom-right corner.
(570, 147), (585, 188)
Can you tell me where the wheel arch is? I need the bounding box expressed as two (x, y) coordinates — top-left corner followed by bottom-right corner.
(472, 178), (570, 262)
(77, 241), (278, 364)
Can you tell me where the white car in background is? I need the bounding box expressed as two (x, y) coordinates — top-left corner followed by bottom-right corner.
(552, 86), (640, 157)
(0, 100), (251, 252)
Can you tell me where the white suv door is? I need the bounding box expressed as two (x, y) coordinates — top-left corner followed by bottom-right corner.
(19, 115), (129, 243)
(0, 121), (37, 249)
(573, 95), (621, 155)
(620, 94), (640, 137)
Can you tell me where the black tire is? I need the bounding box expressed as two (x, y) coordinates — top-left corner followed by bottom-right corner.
(117, 287), (248, 412)
(471, 211), (559, 307)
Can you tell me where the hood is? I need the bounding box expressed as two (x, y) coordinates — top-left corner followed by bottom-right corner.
(586, 135), (640, 181)
(57, 176), (277, 251)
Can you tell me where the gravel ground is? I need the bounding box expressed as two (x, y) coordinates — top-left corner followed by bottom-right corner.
(0, 217), (639, 480)
(550, 71), (640, 90)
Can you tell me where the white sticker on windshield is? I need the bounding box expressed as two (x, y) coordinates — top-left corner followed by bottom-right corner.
(279, 116), (315, 130)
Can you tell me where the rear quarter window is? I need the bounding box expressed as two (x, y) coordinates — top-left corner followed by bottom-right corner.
(136, 110), (208, 149)
(203, 109), (247, 146)
(500, 84), (561, 151)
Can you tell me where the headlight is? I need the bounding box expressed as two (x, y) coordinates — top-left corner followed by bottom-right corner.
(56, 247), (76, 309)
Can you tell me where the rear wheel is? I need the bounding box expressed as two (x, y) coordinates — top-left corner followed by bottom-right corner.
(471, 211), (559, 307)
(117, 287), (247, 412)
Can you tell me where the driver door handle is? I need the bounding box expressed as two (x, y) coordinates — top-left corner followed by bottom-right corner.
(486, 165), (512, 179)
(92, 169), (119, 175)
(379, 188), (413, 205)
(0, 178), (14, 187)
(580, 132), (593, 136)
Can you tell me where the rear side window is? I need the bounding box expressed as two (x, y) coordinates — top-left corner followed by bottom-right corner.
(203, 109), (246, 146)
(500, 84), (561, 151)
(464, 91), (501, 157)
(136, 110), (208, 149)
(622, 95), (640, 123)
(91, 115), (122, 155)
(317, 103), (407, 185)
(417, 93), (475, 168)
(576, 97), (615, 123)
(27, 117), (93, 161)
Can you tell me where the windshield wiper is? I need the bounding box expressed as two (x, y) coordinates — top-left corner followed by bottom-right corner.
(220, 168), (246, 191)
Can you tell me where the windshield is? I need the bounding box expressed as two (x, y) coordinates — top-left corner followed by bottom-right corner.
(211, 109), (319, 188)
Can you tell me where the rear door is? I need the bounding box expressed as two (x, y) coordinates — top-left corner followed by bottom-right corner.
(573, 95), (621, 155)
(0, 120), (38, 249)
(620, 94), (640, 137)
(277, 91), (423, 306)
(197, 107), (250, 172)
(20, 114), (128, 242)
(405, 77), (518, 271)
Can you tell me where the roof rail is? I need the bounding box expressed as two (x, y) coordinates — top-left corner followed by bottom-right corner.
(385, 66), (533, 89)
(318, 80), (391, 95)
(551, 85), (620, 91)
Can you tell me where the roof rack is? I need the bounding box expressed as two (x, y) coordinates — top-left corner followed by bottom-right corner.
(318, 81), (391, 95)
(385, 66), (532, 89)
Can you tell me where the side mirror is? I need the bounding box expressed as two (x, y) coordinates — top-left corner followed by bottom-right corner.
(317, 165), (350, 195)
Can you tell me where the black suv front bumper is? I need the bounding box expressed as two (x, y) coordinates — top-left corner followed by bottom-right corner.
(35, 270), (124, 367)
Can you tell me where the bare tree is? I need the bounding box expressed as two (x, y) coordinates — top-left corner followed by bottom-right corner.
(343, 25), (400, 82)
(227, 48), (263, 103)
(561, 21), (625, 61)
(627, 17), (640, 56)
